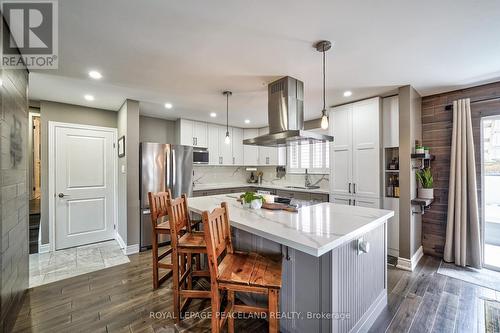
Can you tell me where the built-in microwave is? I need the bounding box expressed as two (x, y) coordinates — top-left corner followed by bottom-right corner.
(193, 148), (209, 164)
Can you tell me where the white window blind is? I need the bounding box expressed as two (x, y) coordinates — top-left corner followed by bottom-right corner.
(287, 141), (329, 174)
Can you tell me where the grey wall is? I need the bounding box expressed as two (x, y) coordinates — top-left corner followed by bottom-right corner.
(0, 66), (29, 330)
(139, 116), (176, 144)
(117, 103), (128, 244)
(39, 101), (117, 244)
(117, 100), (140, 246)
(398, 85), (422, 260)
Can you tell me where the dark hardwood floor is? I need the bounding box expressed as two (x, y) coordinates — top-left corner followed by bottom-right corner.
(13, 251), (499, 332)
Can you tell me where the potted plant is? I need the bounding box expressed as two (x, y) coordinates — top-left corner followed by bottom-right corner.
(416, 168), (434, 199)
(240, 192), (265, 209)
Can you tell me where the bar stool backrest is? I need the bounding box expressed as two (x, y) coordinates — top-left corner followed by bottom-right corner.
(202, 202), (233, 278)
(148, 189), (172, 228)
(166, 194), (193, 246)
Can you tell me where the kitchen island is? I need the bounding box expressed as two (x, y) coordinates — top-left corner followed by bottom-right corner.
(188, 194), (394, 333)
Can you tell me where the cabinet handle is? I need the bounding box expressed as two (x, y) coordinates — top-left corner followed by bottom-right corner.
(348, 183), (351, 193)
(348, 199), (351, 205)
(233, 157), (235, 164)
(353, 199), (356, 206)
(192, 137), (196, 146)
(221, 156), (223, 164)
(353, 183), (356, 194)
(266, 157), (269, 164)
(195, 137), (198, 146)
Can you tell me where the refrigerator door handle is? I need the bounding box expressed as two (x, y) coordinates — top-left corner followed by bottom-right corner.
(172, 148), (176, 192)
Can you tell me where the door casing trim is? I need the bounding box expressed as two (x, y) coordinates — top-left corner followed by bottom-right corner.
(48, 121), (118, 252)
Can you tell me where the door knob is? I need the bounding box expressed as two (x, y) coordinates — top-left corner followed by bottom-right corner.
(58, 193), (67, 198)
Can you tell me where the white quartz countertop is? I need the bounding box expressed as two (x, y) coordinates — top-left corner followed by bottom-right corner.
(188, 194), (394, 257)
(193, 183), (329, 194)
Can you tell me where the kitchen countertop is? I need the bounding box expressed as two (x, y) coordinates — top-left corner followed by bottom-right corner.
(188, 194), (394, 257)
(193, 183), (329, 194)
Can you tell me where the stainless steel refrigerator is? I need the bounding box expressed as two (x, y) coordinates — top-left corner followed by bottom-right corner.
(140, 142), (193, 251)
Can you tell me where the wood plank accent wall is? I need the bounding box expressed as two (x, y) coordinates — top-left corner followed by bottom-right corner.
(421, 82), (500, 257)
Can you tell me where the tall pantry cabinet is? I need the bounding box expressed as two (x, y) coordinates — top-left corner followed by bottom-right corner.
(329, 97), (382, 208)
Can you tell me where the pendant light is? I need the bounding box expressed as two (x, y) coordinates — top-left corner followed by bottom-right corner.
(223, 91), (232, 144)
(315, 40), (332, 130)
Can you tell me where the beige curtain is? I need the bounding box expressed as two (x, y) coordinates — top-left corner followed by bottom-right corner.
(444, 98), (481, 268)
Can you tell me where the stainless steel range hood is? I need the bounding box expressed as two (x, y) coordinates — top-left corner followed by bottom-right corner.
(243, 76), (334, 147)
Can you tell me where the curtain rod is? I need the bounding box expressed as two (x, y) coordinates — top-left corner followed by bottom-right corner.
(444, 96), (500, 110)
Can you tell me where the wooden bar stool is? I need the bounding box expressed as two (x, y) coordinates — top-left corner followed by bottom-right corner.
(166, 194), (211, 323)
(148, 190), (174, 289)
(202, 202), (283, 333)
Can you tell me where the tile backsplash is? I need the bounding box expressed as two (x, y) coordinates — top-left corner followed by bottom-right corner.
(193, 166), (329, 190)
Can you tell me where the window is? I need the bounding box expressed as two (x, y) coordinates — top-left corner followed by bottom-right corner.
(287, 141), (329, 174)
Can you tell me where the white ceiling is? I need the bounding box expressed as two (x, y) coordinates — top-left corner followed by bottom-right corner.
(29, 0), (500, 127)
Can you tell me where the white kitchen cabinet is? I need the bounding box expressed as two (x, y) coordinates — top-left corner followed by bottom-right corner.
(353, 196), (380, 208)
(208, 124), (233, 165)
(243, 128), (259, 165)
(330, 104), (353, 196)
(258, 127), (285, 166)
(232, 127), (244, 165)
(352, 98), (381, 199)
(218, 126), (232, 165)
(207, 124), (220, 165)
(329, 97), (381, 203)
(194, 121), (208, 148)
(382, 96), (399, 148)
(330, 194), (352, 206)
(177, 119), (208, 148)
(258, 127), (273, 165)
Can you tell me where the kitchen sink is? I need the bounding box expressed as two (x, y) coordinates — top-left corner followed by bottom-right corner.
(285, 185), (321, 190)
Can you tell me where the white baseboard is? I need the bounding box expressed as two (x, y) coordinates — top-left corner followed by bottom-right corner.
(124, 244), (139, 255)
(115, 232), (126, 250)
(396, 246), (423, 271)
(39, 243), (51, 254)
(114, 232), (138, 255)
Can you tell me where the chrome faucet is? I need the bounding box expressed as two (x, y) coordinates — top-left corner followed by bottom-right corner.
(304, 169), (312, 188)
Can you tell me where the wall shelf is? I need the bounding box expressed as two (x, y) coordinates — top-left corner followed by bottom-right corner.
(411, 153), (435, 160)
(411, 198), (433, 215)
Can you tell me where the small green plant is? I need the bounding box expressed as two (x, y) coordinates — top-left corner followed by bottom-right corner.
(240, 192), (265, 204)
(416, 168), (433, 189)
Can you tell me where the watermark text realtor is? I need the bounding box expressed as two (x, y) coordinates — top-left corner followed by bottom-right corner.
(1, 0), (58, 69)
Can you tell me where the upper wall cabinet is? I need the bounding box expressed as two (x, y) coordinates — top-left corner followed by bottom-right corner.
(177, 119), (208, 148)
(258, 127), (286, 166)
(207, 124), (232, 165)
(232, 127), (244, 165)
(382, 96), (399, 148)
(329, 97), (381, 201)
(243, 129), (259, 165)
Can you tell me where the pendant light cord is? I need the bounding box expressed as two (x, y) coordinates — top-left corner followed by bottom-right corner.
(226, 93), (229, 133)
(322, 44), (326, 111)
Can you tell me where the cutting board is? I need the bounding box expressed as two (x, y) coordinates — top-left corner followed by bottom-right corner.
(261, 202), (298, 213)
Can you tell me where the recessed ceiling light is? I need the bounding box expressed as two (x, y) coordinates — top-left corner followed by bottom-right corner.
(88, 70), (102, 80)
(244, 119), (250, 124)
(343, 91), (352, 97)
(164, 103), (173, 109)
(84, 94), (95, 101)
(210, 112), (217, 118)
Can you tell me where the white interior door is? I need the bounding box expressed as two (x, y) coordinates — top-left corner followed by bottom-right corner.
(53, 123), (116, 250)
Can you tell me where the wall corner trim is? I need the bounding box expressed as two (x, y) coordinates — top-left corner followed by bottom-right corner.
(115, 232), (126, 250)
(396, 246), (423, 271)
